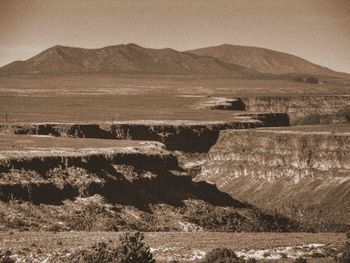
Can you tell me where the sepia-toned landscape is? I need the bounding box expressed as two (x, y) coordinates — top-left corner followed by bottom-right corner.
(0, 1), (349, 262)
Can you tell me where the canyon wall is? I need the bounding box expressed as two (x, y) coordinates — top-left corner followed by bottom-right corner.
(240, 95), (350, 124)
(197, 128), (350, 230)
(0, 140), (298, 232)
(0, 113), (289, 152)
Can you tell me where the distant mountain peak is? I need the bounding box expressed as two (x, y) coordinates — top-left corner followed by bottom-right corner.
(189, 44), (347, 77)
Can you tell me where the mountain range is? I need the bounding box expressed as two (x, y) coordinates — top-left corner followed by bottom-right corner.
(0, 43), (348, 78)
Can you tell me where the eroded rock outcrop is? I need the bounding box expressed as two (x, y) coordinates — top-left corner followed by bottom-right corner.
(0, 114), (289, 152)
(240, 95), (350, 124)
(197, 127), (350, 231)
(0, 141), (298, 232)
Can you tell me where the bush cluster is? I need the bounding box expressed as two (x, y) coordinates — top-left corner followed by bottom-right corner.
(335, 240), (350, 263)
(294, 256), (307, 263)
(68, 231), (154, 263)
(0, 250), (15, 263)
(200, 248), (256, 263)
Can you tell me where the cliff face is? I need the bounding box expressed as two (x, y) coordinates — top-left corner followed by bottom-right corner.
(0, 114), (289, 152)
(108, 117), (287, 152)
(197, 128), (350, 230)
(0, 140), (298, 232)
(240, 95), (350, 124)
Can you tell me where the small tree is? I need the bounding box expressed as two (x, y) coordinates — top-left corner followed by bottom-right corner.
(116, 232), (155, 263)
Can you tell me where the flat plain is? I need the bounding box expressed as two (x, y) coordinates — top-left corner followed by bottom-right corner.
(1, 75), (350, 123)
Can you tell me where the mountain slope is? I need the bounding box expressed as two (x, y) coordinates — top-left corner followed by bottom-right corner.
(189, 44), (348, 77)
(0, 44), (259, 77)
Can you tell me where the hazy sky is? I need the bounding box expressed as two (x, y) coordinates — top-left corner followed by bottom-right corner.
(0, 0), (349, 73)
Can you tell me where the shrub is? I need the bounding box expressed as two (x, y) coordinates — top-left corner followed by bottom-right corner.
(280, 252), (288, 258)
(68, 242), (118, 263)
(294, 77), (304, 82)
(311, 252), (325, 258)
(116, 231), (155, 263)
(305, 77), (319, 84)
(338, 107), (350, 123)
(201, 248), (240, 263)
(335, 241), (350, 263)
(262, 251), (271, 257)
(68, 232), (154, 263)
(0, 250), (15, 263)
(294, 256), (307, 263)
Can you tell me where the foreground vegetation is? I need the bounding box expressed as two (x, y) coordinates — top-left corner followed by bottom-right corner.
(0, 231), (349, 262)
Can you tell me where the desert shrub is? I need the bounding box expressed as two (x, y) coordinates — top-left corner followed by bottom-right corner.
(294, 256), (307, 263)
(262, 251), (271, 257)
(201, 248), (241, 263)
(335, 241), (350, 263)
(294, 77), (304, 82)
(346, 231), (350, 240)
(115, 231), (155, 263)
(338, 107), (350, 123)
(311, 252), (325, 258)
(305, 77), (319, 84)
(68, 242), (118, 263)
(280, 252), (288, 258)
(68, 232), (154, 263)
(245, 258), (256, 263)
(0, 250), (15, 263)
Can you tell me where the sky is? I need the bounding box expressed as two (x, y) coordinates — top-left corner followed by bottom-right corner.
(0, 0), (349, 73)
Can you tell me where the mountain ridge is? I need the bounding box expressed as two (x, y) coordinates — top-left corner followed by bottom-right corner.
(188, 44), (349, 77)
(0, 43), (348, 78)
(0, 43), (260, 78)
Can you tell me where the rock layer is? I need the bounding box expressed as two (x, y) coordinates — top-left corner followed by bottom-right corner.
(240, 95), (350, 124)
(0, 113), (289, 152)
(197, 128), (350, 230)
(0, 141), (298, 232)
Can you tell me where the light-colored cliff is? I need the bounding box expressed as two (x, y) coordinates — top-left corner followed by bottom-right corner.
(197, 127), (350, 230)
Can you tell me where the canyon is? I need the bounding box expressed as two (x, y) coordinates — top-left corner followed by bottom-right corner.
(1, 87), (349, 233)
